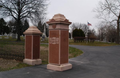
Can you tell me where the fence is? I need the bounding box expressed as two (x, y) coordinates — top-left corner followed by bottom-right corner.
(0, 35), (48, 62)
(0, 36), (25, 61)
(0, 53), (24, 61)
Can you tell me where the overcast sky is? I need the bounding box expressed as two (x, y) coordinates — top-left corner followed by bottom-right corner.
(2, 0), (102, 31)
(47, 0), (102, 30)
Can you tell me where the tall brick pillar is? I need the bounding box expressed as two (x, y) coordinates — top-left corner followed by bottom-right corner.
(47, 14), (72, 71)
(23, 26), (42, 65)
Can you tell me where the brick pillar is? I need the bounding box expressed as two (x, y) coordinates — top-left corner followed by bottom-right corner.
(46, 14), (72, 71)
(23, 26), (42, 65)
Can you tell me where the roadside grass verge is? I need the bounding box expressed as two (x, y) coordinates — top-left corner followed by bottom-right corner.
(0, 61), (31, 71)
(69, 39), (119, 46)
(69, 47), (83, 58)
(0, 39), (83, 71)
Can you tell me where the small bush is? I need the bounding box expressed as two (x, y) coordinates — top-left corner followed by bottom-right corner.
(73, 29), (85, 38)
(73, 29), (85, 42)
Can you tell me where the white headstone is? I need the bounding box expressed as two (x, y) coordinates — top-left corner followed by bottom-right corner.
(12, 34), (17, 39)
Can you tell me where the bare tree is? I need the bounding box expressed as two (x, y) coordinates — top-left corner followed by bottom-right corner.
(81, 24), (89, 35)
(69, 23), (78, 39)
(106, 25), (117, 42)
(90, 29), (96, 36)
(69, 23), (78, 32)
(7, 19), (16, 34)
(95, 0), (120, 43)
(98, 26), (106, 41)
(0, 0), (47, 41)
(97, 22), (117, 42)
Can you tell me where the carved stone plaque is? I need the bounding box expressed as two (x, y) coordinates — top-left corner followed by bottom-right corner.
(49, 37), (59, 44)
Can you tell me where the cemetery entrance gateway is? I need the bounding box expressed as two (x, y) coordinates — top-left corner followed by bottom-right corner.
(23, 14), (72, 71)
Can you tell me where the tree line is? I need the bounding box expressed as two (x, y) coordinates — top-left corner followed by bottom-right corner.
(0, 18), (49, 37)
(0, 0), (48, 41)
(95, 0), (120, 43)
(0, 18), (29, 36)
(97, 22), (117, 42)
(0, 18), (10, 35)
(69, 22), (96, 41)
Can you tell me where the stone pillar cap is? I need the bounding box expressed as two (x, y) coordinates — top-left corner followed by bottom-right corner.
(24, 26), (42, 35)
(47, 13), (71, 25)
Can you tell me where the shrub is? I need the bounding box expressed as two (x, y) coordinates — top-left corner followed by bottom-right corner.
(73, 29), (85, 38)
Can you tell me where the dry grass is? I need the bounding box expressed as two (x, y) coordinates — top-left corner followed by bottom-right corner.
(0, 39), (49, 71)
(40, 46), (48, 50)
(40, 46), (48, 64)
(0, 58), (19, 69)
(0, 45), (24, 54)
(69, 39), (119, 46)
(0, 45), (47, 54)
(0, 45), (48, 71)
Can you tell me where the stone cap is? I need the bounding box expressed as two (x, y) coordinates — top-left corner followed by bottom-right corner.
(24, 26), (42, 35)
(47, 14), (71, 25)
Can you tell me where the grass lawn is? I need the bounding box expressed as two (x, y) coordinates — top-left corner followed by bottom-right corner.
(28, 38), (119, 46)
(69, 39), (119, 46)
(0, 38), (83, 72)
(0, 59), (31, 71)
(40, 38), (119, 46)
(0, 37), (119, 71)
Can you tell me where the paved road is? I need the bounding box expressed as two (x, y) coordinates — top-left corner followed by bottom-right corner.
(0, 45), (120, 78)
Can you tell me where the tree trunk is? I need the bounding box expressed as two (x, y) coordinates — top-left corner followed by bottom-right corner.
(16, 0), (21, 41)
(16, 16), (21, 41)
(117, 16), (119, 44)
(16, 20), (21, 41)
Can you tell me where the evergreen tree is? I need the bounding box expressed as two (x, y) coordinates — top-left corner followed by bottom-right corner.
(73, 29), (85, 38)
(19, 21), (24, 35)
(0, 18), (6, 35)
(23, 20), (29, 32)
(4, 26), (10, 34)
(38, 21), (44, 33)
(46, 27), (49, 37)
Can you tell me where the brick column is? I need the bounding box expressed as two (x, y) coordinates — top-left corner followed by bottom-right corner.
(47, 14), (72, 71)
(23, 26), (42, 65)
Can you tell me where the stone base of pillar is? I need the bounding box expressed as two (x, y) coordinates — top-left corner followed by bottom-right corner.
(23, 59), (42, 65)
(47, 63), (72, 71)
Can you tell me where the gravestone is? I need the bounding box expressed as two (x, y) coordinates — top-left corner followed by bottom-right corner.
(12, 34), (17, 39)
(23, 26), (42, 65)
(47, 14), (72, 71)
